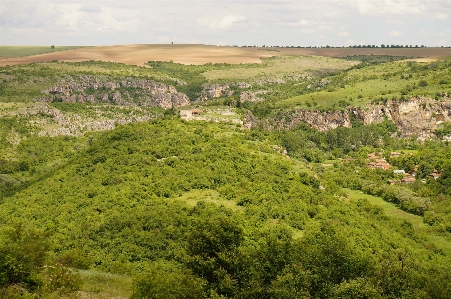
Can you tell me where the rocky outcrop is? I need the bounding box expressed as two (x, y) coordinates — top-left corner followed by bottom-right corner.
(246, 96), (451, 139)
(197, 84), (233, 101)
(353, 96), (451, 139)
(16, 103), (159, 137)
(240, 91), (267, 103)
(39, 76), (190, 109)
(247, 109), (351, 131)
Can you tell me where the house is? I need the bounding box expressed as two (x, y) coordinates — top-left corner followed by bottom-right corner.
(401, 176), (416, 184)
(393, 169), (405, 175)
(180, 109), (203, 119)
(191, 109), (203, 115)
(390, 152), (401, 158)
(430, 169), (442, 180)
(180, 110), (192, 118)
(367, 160), (391, 170)
(368, 152), (383, 160)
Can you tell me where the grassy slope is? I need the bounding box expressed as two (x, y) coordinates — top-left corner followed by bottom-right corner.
(0, 46), (85, 58)
(276, 60), (451, 110)
(345, 188), (451, 256)
(203, 55), (358, 81)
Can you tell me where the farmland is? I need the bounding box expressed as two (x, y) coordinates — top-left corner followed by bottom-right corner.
(1, 44), (450, 67)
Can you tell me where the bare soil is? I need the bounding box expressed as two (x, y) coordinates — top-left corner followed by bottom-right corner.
(0, 44), (450, 67)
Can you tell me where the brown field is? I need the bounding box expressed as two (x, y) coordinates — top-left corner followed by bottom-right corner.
(0, 44), (450, 67)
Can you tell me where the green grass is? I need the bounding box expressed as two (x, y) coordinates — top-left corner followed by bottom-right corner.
(276, 60), (451, 110)
(203, 56), (358, 81)
(78, 270), (133, 298)
(344, 188), (451, 256)
(276, 77), (403, 109)
(0, 46), (84, 58)
(345, 188), (425, 228)
(177, 189), (243, 212)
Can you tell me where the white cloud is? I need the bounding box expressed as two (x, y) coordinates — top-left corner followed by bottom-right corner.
(299, 19), (312, 26)
(198, 14), (245, 30)
(0, 0), (449, 46)
(299, 19), (334, 31)
(436, 13), (449, 20)
(78, 4), (102, 13)
(385, 19), (405, 25)
(347, 0), (422, 16)
(388, 31), (402, 37)
(300, 29), (316, 34)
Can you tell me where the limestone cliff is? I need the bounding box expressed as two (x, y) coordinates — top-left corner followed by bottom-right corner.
(38, 76), (190, 109)
(246, 96), (451, 139)
(353, 96), (451, 139)
(197, 84), (233, 101)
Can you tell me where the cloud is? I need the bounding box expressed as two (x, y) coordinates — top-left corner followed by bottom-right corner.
(385, 19), (405, 25)
(299, 19), (334, 30)
(78, 4), (102, 13)
(0, 0), (449, 46)
(198, 14), (245, 30)
(388, 31), (402, 37)
(347, 0), (422, 16)
(436, 13), (449, 20)
(300, 29), (316, 34)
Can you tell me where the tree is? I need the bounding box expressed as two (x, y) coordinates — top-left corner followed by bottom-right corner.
(51, 45), (55, 49)
(186, 215), (244, 297)
(0, 225), (49, 289)
(132, 261), (205, 299)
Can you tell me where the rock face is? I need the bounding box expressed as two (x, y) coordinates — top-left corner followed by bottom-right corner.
(252, 109), (352, 131)
(246, 96), (451, 139)
(240, 91), (267, 103)
(354, 96), (451, 139)
(39, 76), (190, 109)
(13, 103), (159, 137)
(197, 84), (233, 101)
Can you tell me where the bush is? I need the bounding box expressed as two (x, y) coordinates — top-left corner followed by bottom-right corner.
(0, 225), (49, 290)
(132, 261), (205, 299)
(41, 263), (81, 294)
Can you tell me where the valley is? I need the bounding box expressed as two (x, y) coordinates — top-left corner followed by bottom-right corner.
(1, 45), (451, 298)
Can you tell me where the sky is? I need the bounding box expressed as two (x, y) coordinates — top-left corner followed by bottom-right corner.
(1, 0), (450, 47)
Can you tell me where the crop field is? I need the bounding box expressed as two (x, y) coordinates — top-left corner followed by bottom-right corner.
(0, 44), (278, 67)
(0, 44), (450, 68)
(0, 46), (84, 58)
(203, 55), (358, 80)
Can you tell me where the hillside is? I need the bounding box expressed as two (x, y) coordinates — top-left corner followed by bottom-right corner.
(1, 49), (451, 298)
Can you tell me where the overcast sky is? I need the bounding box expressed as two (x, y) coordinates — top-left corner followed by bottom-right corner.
(1, 0), (450, 47)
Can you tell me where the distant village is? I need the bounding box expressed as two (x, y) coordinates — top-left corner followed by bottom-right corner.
(365, 152), (441, 185)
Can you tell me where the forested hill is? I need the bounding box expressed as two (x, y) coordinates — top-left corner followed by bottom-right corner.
(1, 118), (451, 298)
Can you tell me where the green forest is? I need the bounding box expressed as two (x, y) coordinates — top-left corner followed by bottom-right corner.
(1, 53), (451, 298)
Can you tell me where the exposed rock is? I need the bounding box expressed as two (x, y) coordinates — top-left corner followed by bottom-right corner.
(240, 90), (267, 103)
(197, 84), (233, 101)
(246, 96), (451, 139)
(244, 109), (351, 131)
(356, 96), (451, 139)
(13, 102), (159, 137)
(40, 76), (189, 109)
(235, 82), (252, 89)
